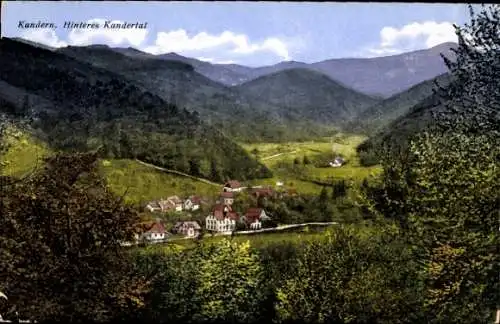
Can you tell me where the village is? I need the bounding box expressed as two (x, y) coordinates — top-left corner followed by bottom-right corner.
(132, 180), (300, 245)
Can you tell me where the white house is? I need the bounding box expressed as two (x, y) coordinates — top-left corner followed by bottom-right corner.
(242, 208), (271, 230)
(329, 156), (346, 168)
(173, 221), (202, 237)
(136, 221), (170, 243)
(206, 204), (240, 232)
(183, 196), (201, 211)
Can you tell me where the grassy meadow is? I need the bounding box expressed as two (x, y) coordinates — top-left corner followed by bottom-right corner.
(0, 131), (51, 178)
(2, 130), (380, 203)
(241, 133), (381, 194)
(100, 159), (220, 205)
(136, 224), (337, 253)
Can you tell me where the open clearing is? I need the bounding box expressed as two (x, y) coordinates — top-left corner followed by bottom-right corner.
(240, 134), (381, 194)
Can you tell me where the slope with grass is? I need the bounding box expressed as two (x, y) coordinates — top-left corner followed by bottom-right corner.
(0, 131), (219, 205)
(241, 134), (382, 194)
(0, 129), (51, 178)
(100, 159), (220, 205)
(0, 37), (271, 182)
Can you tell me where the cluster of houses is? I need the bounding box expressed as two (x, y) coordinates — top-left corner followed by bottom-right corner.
(134, 180), (297, 244)
(145, 195), (205, 213)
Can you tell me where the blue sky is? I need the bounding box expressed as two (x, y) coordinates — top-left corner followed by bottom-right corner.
(1, 1), (473, 67)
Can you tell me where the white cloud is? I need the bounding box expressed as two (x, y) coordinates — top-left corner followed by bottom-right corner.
(364, 21), (458, 57)
(18, 19), (290, 64)
(196, 57), (237, 64)
(143, 29), (291, 60)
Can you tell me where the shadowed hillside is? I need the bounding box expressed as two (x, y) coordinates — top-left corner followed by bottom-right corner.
(0, 37), (272, 182)
(57, 44), (340, 142)
(348, 73), (452, 134)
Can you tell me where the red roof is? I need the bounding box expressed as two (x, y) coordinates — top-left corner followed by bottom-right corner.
(145, 222), (166, 234)
(220, 191), (234, 198)
(189, 196), (202, 203)
(245, 208), (263, 223)
(212, 204), (232, 220)
(227, 211), (240, 221)
(224, 180), (241, 189)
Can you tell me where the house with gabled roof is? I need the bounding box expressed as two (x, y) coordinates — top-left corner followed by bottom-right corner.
(329, 156), (346, 168)
(166, 195), (184, 211)
(219, 191), (235, 205)
(135, 221), (170, 243)
(172, 221), (202, 237)
(146, 199), (174, 213)
(242, 208), (271, 230)
(183, 195), (202, 211)
(205, 204), (240, 232)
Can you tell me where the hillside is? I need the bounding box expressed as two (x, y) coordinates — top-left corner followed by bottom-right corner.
(309, 42), (456, 97)
(348, 73), (452, 134)
(151, 43), (456, 98)
(0, 37), (272, 182)
(357, 84), (448, 155)
(57, 44), (336, 142)
(234, 68), (380, 125)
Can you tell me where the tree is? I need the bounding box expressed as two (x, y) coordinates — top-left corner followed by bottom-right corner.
(194, 239), (266, 323)
(210, 159), (221, 182)
(303, 155), (311, 165)
(435, 4), (500, 137)
(404, 132), (499, 323)
(331, 180), (348, 199)
(0, 152), (147, 323)
(275, 226), (425, 324)
(188, 157), (201, 176)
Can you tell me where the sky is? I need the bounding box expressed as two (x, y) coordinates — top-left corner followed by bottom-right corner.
(1, 1), (474, 67)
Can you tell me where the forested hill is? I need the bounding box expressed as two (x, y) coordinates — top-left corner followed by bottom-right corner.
(233, 68), (381, 125)
(348, 73), (452, 135)
(57, 44), (336, 142)
(356, 82), (450, 156)
(0, 37), (272, 182)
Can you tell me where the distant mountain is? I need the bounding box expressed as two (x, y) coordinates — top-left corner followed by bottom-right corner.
(234, 68), (380, 125)
(57, 44), (340, 142)
(309, 43), (456, 97)
(348, 73), (452, 134)
(0, 37), (272, 182)
(7, 38), (455, 98)
(150, 43), (457, 98)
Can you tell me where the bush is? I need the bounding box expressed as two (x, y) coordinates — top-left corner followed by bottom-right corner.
(358, 150), (379, 167)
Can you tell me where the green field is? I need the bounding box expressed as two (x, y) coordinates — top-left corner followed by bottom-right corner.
(240, 134), (381, 194)
(100, 159), (220, 205)
(136, 225), (336, 254)
(0, 131), (51, 178)
(2, 130), (380, 202)
(0, 132), (219, 205)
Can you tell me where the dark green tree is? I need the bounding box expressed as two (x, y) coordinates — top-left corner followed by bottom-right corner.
(0, 152), (147, 323)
